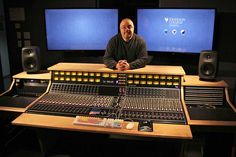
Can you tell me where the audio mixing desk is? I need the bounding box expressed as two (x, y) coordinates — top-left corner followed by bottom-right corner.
(28, 63), (187, 124)
(1, 62), (235, 139)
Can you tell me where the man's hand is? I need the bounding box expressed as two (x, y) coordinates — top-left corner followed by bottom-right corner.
(116, 60), (130, 71)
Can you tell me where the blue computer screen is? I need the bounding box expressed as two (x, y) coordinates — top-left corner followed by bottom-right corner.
(45, 9), (118, 50)
(137, 9), (215, 53)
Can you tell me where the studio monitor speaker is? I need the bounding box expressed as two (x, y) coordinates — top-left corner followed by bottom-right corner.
(198, 50), (218, 81)
(22, 46), (41, 73)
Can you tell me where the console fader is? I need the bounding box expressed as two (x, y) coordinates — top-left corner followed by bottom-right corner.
(27, 63), (187, 124)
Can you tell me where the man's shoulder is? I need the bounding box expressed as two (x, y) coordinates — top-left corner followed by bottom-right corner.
(110, 34), (120, 40)
(133, 33), (146, 43)
(108, 34), (121, 44)
(134, 33), (144, 40)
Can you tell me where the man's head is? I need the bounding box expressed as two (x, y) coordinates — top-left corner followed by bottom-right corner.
(120, 18), (134, 42)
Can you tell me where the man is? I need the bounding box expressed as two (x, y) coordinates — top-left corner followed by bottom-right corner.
(103, 18), (148, 71)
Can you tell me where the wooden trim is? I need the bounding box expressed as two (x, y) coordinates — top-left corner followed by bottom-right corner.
(225, 87), (236, 112)
(183, 75), (227, 87)
(46, 80), (51, 93)
(181, 85), (191, 124)
(47, 62), (186, 75)
(13, 71), (51, 80)
(12, 113), (192, 139)
(188, 120), (236, 126)
(0, 107), (26, 112)
(0, 79), (15, 96)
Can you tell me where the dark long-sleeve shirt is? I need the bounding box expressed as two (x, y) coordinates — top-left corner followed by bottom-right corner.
(103, 33), (148, 69)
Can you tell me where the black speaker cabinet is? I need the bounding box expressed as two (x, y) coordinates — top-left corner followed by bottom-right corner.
(198, 50), (218, 81)
(22, 46), (41, 73)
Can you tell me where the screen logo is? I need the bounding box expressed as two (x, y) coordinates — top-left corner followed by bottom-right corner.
(164, 17), (169, 22)
(164, 17), (186, 26)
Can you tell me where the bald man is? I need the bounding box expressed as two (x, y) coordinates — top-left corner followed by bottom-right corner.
(103, 18), (148, 71)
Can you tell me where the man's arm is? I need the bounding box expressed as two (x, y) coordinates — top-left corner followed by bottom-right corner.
(103, 39), (118, 69)
(129, 39), (148, 69)
(103, 50), (117, 69)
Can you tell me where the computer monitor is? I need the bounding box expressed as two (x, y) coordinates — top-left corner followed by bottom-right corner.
(45, 9), (118, 51)
(137, 9), (216, 53)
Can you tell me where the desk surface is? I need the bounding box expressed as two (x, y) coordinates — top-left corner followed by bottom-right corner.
(48, 62), (186, 75)
(183, 75), (227, 87)
(12, 113), (192, 139)
(13, 71), (51, 80)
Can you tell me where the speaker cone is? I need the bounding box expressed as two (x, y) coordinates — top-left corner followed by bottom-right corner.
(200, 63), (215, 76)
(25, 58), (36, 70)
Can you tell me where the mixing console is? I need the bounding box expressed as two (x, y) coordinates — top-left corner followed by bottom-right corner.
(27, 82), (186, 124)
(120, 97), (185, 124)
(26, 64), (187, 124)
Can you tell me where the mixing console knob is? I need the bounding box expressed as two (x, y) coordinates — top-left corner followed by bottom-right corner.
(152, 115), (156, 119)
(131, 113), (136, 118)
(100, 110), (107, 115)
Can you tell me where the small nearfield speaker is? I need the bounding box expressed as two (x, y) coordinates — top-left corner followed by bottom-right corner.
(198, 50), (218, 81)
(22, 46), (41, 73)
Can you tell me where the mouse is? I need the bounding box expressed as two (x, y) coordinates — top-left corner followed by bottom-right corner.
(126, 122), (134, 130)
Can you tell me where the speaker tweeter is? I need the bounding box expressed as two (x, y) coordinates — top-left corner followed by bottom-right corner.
(22, 46), (41, 73)
(198, 50), (218, 81)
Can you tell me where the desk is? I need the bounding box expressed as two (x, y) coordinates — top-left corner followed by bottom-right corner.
(1, 63), (236, 157)
(12, 113), (192, 139)
(10, 63), (192, 139)
(2, 64), (236, 134)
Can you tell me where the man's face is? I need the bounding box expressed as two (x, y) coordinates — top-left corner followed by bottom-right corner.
(120, 19), (134, 41)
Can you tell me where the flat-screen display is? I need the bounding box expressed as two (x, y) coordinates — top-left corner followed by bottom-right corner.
(45, 9), (118, 50)
(137, 9), (215, 53)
